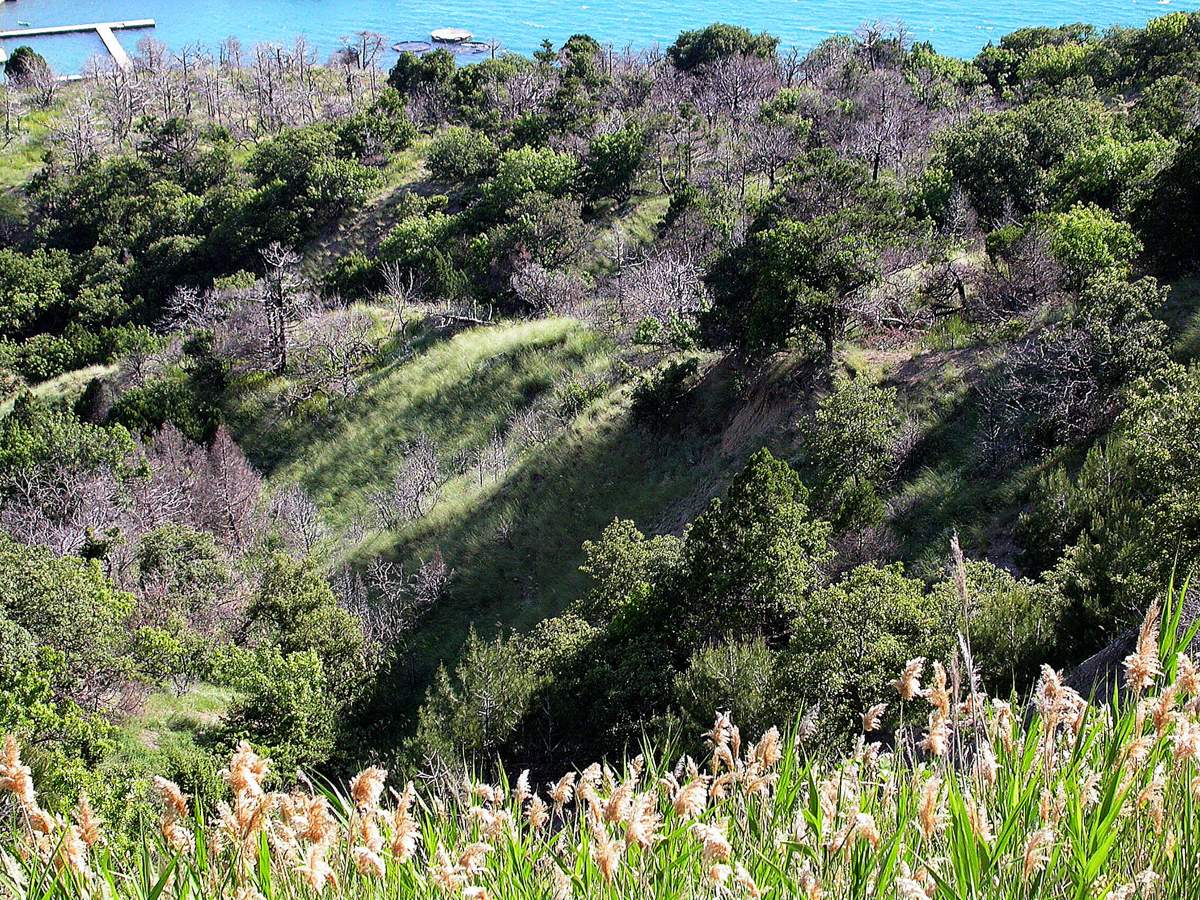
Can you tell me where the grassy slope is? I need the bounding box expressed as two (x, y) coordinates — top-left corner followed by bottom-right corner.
(225, 317), (754, 732)
(1162, 276), (1200, 361)
(0, 363), (116, 417)
(302, 139), (432, 279)
(883, 345), (1040, 577)
(123, 684), (233, 751)
(876, 273), (1200, 577)
(111, 272), (1196, 753)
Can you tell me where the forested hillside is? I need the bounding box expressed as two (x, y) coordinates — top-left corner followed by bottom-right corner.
(1, 13), (1199, 871)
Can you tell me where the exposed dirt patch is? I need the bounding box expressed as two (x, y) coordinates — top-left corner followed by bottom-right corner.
(719, 354), (821, 457)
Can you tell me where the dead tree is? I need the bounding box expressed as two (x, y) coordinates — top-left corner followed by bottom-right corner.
(977, 330), (1102, 464)
(336, 551), (453, 649)
(194, 426), (266, 552)
(0, 464), (121, 556)
(86, 56), (147, 148)
(259, 242), (307, 375)
(369, 434), (443, 528)
(163, 284), (227, 332)
(270, 483), (329, 555)
(14, 57), (58, 108)
(694, 54), (779, 130)
(381, 261), (426, 337)
(615, 246), (709, 334)
(293, 307), (376, 400)
(746, 120), (801, 187)
(844, 68), (926, 182)
(48, 101), (104, 174)
(970, 231), (1062, 324)
(408, 551), (451, 619)
(474, 429), (511, 486)
(510, 261), (588, 317)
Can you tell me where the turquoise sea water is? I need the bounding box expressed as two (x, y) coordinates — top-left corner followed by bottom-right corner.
(1, 0), (1198, 74)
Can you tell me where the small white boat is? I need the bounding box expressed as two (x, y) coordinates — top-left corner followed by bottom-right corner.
(431, 27), (472, 44)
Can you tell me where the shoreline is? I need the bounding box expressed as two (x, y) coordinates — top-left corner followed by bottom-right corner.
(1, 2), (1198, 75)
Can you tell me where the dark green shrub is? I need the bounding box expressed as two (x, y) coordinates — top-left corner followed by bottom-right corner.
(427, 127), (500, 183)
(109, 372), (221, 443)
(324, 251), (380, 299)
(220, 648), (337, 775)
(631, 356), (700, 425)
(3, 46), (49, 82)
(585, 126), (649, 202)
(668, 24), (779, 70)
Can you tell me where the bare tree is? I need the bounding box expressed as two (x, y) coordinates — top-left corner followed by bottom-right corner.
(130, 424), (200, 533)
(408, 551), (451, 617)
(353, 32), (386, 96)
(205, 282), (268, 369)
(134, 36), (191, 120)
(474, 429), (511, 486)
(335, 550), (453, 649)
(970, 230), (1062, 324)
(0, 464), (121, 556)
(942, 186), (981, 238)
(746, 120), (801, 187)
(507, 404), (557, 449)
(369, 434), (443, 527)
(49, 101), (104, 173)
(977, 330), (1101, 464)
(510, 261), (589, 316)
(380, 261), (426, 337)
(853, 20), (909, 71)
(844, 68), (926, 182)
(249, 43), (296, 133)
(920, 254), (974, 321)
(14, 56), (58, 108)
(486, 66), (556, 124)
(778, 46), (804, 88)
(848, 243), (937, 332)
(259, 242), (307, 374)
(86, 56), (147, 148)
(64, 29), (386, 144)
(0, 80), (22, 141)
(163, 285), (223, 332)
(289, 306), (376, 402)
(193, 426), (266, 551)
(650, 69), (708, 190)
(693, 54), (779, 129)
(330, 32), (383, 107)
(614, 246), (709, 334)
(270, 483), (329, 554)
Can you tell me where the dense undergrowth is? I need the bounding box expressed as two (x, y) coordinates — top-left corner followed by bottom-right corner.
(3, 589), (1198, 899)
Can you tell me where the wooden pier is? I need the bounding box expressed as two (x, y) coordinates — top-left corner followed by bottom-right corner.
(0, 19), (154, 70)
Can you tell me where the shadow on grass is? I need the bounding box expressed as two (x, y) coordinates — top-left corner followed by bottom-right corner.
(358, 396), (727, 745)
(227, 318), (780, 750)
(1162, 277), (1200, 363)
(888, 360), (1041, 579)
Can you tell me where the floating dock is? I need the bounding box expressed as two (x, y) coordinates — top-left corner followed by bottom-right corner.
(431, 27), (473, 44)
(0, 19), (154, 70)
